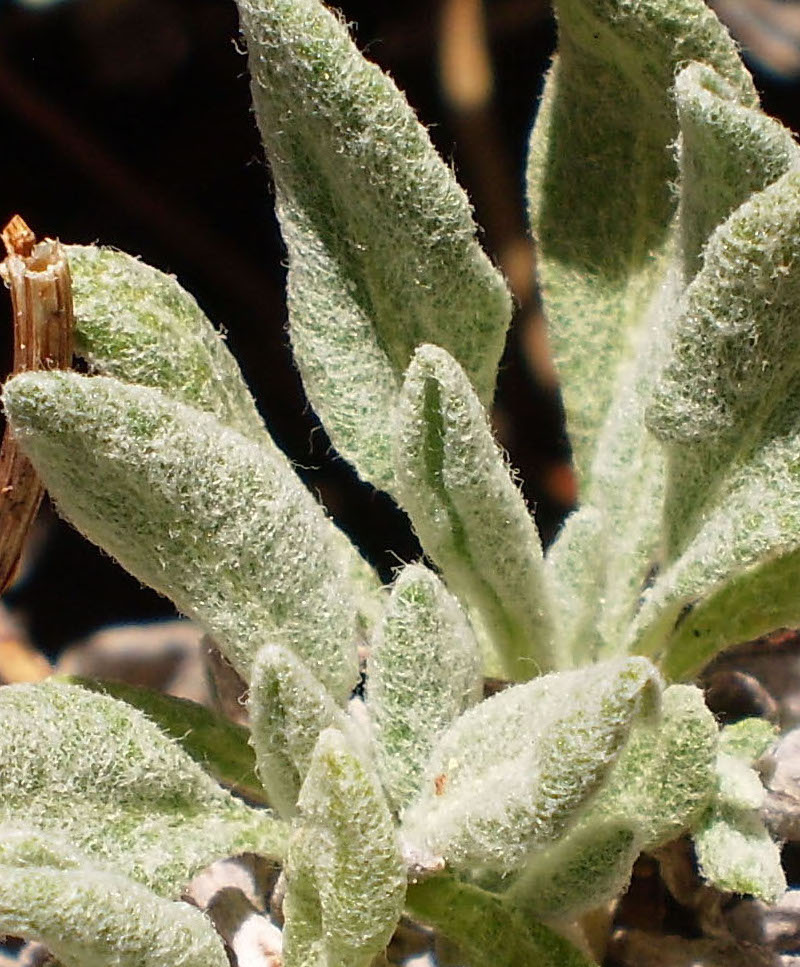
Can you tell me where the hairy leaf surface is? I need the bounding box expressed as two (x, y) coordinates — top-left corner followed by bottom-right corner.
(394, 345), (559, 679)
(283, 729), (405, 967)
(4, 372), (359, 697)
(527, 0), (751, 485)
(367, 564), (482, 813)
(237, 0), (511, 492)
(401, 658), (661, 874)
(0, 682), (286, 897)
(249, 644), (353, 819)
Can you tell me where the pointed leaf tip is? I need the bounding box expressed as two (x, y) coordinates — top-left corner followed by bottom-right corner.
(236, 0), (511, 491)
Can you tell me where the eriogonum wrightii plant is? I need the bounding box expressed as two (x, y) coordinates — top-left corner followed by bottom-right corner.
(2, 0), (799, 963)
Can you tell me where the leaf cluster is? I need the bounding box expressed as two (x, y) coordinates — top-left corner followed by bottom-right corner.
(2, 0), (800, 964)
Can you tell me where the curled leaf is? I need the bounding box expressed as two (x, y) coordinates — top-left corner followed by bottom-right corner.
(527, 0), (752, 484)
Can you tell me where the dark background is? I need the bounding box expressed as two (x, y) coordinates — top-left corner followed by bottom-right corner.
(0, 0), (797, 654)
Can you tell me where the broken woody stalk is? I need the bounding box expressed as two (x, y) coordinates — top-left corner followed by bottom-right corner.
(0, 0), (799, 964)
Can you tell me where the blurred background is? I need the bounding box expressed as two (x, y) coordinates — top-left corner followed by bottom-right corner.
(0, 0), (798, 657)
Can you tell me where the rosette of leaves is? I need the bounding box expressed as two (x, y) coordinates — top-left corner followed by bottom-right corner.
(1, 0), (798, 963)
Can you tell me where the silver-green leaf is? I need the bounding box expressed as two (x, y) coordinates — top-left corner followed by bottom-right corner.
(0, 861), (229, 967)
(526, 0), (752, 485)
(236, 0), (512, 492)
(66, 245), (381, 619)
(585, 684), (718, 849)
(0, 682), (286, 897)
(406, 876), (597, 967)
(283, 728), (406, 967)
(675, 63), (800, 280)
(633, 171), (800, 677)
(695, 806), (786, 902)
(248, 644), (353, 819)
(67, 244), (266, 441)
(505, 820), (640, 922)
(367, 563), (482, 814)
(401, 657), (661, 874)
(3, 371), (359, 697)
(393, 344), (560, 679)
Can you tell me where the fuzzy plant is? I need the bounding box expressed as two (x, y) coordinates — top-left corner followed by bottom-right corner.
(1, 0), (799, 964)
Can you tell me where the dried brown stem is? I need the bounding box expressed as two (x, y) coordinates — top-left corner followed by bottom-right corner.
(0, 216), (74, 595)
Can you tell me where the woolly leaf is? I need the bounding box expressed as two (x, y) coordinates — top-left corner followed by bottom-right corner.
(366, 564), (482, 814)
(695, 807), (786, 902)
(715, 753), (765, 812)
(577, 272), (675, 657)
(237, 0), (512, 492)
(719, 718), (777, 762)
(503, 686), (716, 918)
(585, 684), (717, 849)
(61, 677), (263, 802)
(633, 171), (800, 676)
(0, 824), (88, 870)
(3, 371), (359, 698)
(405, 876), (596, 967)
(527, 0), (752, 485)
(67, 244), (265, 440)
(66, 245), (382, 617)
(675, 64), (800, 279)
(0, 860), (229, 967)
(283, 729), (406, 967)
(393, 344), (560, 679)
(505, 820), (639, 922)
(0, 681), (287, 897)
(649, 168), (800, 550)
(248, 644), (352, 819)
(544, 505), (605, 665)
(400, 657), (661, 874)
(0, 827), (228, 967)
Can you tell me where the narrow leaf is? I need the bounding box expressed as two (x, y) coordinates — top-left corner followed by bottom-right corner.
(526, 0), (752, 484)
(544, 505), (605, 665)
(506, 820), (639, 922)
(248, 644), (352, 819)
(577, 278), (673, 657)
(236, 0), (512, 491)
(0, 681), (287, 897)
(283, 729), (406, 967)
(675, 63), (800, 279)
(393, 344), (560, 679)
(400, 657), (661, 874)
(0, 857), (228, 967)
(67, 244), (266, 440)
(61, 676), (263, 803)
(648, 168), (800, 556)
(66, 245), (382, 617)
(695, 806), (786, 902)
(585, 684), (717, 850)
(405, 876), (596, 967)
(367, 563), (482, 814)
(3, 372), (359, 698)
(631, 170), (800, 675)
